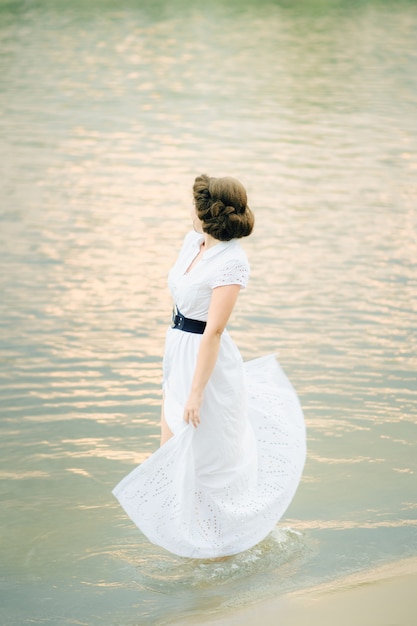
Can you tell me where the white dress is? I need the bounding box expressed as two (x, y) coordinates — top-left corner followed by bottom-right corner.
(112, 231), (306, 559)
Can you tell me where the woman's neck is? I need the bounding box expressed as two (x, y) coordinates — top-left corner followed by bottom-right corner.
(203, 233), (219, 250)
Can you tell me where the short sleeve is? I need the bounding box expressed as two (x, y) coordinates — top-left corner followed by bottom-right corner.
(209, 259), (250, 290)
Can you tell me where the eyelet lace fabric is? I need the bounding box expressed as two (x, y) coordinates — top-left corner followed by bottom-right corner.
(112, 232), (306, 558)
(210, 260), (249, 290)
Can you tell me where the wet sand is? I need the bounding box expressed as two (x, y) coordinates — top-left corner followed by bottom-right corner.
(192, 557), (417, 626)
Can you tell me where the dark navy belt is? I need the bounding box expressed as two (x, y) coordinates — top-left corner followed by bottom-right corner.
(171, 306), (206, 334)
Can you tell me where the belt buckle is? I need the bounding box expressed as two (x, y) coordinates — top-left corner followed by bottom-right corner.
(171, 306), (184, 329)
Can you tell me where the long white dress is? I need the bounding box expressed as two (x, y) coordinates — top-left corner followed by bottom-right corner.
(112, 231), (306, 559)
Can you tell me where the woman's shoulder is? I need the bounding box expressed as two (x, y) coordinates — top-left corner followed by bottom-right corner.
(178, 230), (202, 253)
(185, 230), (203, 246)
(209, 240), (250, 289)
(212, 239), (250, 273)
(223, 239), (250, 266)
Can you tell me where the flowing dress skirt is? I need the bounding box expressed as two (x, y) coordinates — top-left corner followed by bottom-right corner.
(112, 328), (306, 559)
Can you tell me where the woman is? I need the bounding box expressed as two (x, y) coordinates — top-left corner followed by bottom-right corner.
(112, 174), (306, 559)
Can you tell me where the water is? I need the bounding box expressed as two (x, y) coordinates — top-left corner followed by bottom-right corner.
(1, 0), (416, 624)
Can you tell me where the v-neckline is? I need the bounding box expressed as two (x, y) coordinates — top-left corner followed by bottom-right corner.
(184, 240), (206, 275)
(183, 234), (234, 276)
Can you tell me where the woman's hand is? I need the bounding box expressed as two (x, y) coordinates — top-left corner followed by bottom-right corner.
(183, 391), (203, 428)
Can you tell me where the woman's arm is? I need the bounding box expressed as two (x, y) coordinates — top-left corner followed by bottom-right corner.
(183, 284), (241, 427)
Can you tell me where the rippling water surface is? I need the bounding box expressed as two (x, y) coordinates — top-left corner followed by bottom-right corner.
(1, 0), (416, 624)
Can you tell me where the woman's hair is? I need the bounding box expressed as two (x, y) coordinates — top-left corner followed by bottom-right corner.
(192, 174), (254, 241)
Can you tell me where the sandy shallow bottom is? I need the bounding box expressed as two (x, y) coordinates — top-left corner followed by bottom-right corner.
(183, 557), (417, 626)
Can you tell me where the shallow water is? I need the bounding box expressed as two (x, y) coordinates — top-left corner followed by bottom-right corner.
(1, 0), (417, 624)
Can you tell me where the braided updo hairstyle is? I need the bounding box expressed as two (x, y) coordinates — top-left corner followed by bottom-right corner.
(193, 174), (254, 241)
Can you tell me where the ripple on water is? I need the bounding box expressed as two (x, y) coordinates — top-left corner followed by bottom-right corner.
(106, 526), (316, 617)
